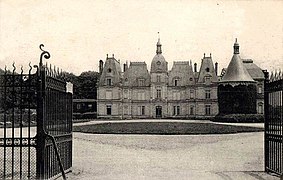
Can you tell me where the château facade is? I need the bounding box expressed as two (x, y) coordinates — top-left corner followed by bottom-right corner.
(97, 37), (219, 119)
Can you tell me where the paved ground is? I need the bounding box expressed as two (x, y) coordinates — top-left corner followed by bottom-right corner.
(68, 120), (279, 180)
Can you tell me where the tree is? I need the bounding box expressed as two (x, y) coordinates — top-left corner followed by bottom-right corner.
(76, 71), (99, 99)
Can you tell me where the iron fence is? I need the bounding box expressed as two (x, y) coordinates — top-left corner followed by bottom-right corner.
(264, 70), (283, 178)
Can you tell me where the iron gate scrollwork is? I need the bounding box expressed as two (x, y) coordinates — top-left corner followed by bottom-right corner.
(264, 70), (283, 178)
(0, 44), (73, 179)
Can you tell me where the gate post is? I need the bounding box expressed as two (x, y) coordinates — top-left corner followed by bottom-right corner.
(263, 70), (269, 173)
(36, 44), (50, 179)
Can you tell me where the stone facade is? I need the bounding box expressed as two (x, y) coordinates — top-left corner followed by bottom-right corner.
(97, 38), (218, 119)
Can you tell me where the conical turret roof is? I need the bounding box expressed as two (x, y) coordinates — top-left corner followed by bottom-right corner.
(220, 39), (255, 84)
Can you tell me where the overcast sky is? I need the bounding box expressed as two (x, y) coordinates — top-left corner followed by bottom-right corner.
(0, 0), (282, 75)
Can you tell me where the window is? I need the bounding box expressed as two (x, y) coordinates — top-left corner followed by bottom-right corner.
(189, 78), (193, 81)
(107, 78), (112, 86)
(124, 90), (128, 99)
(173, 92), (180, 100)
(138, 92), (145, 100)
(206, 67), (210, 72)
(205, 90), (211, 99)
(190, 90), (194, 99)
(205, 105), (211, 115)
(157, 89), (161, 99)
(140, 106), (145, 115)
(106, 91), (112, 99)
(157, 75), (161, 83)
(108, 68), (112, 73)
(138, 79), (145, 86)
(88, 104), (93, 108)
(173, 106), (180, 115)
(205, 76), (211, 84)
(174, 79), (178, 86)
(258, 103), (263, 114)
(124, 106), (128, 115)
(190, 106), (194, 115)
(76, 104), (81, 110)
(106, 105), (112, 115)
(258, 86), (262, 94)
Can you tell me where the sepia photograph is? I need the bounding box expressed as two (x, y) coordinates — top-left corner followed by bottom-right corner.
(0, 0), (282, 179)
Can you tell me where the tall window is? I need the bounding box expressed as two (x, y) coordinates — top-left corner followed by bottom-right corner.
(205, 90), (211, 99)
(205, 105), (211, 115)
(106, 91), (112, 99)
(258, 86), (262, 94)
(190, 106), (194, 115)
(124, 106), (128, 115)
(138, 92), (145, 100)
(107, 78), (112, 86)
(173, 92), (180, 100)
(157, 89), (161, 99)
(138, 79), (145, 86)
(140, 106), (145, 115)
(173, 106), (180, 115)
(190, 90), (194, 99)
(258, 103), (263, 114)
(157, 75), (161, 83)
(106, 105), (112, 115)
(124, 90), (128, 99)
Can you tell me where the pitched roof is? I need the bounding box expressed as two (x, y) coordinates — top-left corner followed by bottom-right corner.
(242, 59), (264, 80)
(124, 62), (150, 86)
(169, 61), (195, 86)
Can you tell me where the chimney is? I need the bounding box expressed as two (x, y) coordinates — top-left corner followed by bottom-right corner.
(99, 60), (104, 74)
(123, 63), (127, 72)
(215, 62), (218, 76)
(194, 63), (197, 72)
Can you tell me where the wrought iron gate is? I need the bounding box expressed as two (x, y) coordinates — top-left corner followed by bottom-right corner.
(264, 70), (283, 178)
(0, 44), (73, 179)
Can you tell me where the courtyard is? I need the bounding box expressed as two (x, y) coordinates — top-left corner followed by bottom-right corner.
(68, 120), (279, 180)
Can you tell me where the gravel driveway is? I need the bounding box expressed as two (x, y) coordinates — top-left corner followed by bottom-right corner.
(68, 129), (278, 179)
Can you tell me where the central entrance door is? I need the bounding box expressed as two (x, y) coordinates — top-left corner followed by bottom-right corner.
(156, 106), (162, 118)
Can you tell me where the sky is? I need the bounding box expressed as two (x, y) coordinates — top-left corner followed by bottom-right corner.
(0, 0), (282, 75)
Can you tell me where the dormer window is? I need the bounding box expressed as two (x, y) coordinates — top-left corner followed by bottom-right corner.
(157, 75), (161, 83)
(106, 78), (112, 86)
(108, 68), (112, 73)
(190, 78), (193, 81)
(138, 79), (145, 86)
(174, 79), (178, 86)
(204, 76), (211, 84)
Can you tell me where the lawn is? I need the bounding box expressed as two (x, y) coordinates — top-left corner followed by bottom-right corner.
(73, 122), (264, 134)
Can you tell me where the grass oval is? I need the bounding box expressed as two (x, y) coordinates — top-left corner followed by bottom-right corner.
(73, 122), (263, 135)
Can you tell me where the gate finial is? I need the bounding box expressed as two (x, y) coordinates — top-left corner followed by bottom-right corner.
(39, 44), (50, 69)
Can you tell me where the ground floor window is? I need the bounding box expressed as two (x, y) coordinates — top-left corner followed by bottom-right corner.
(190, 106), (194, 115)
(139, 106), (145, 115)
(205, 105), (211, 115)
(173, 106), (180, 115)
(124, 106), (128, 115)
(106, 105), (112, 115)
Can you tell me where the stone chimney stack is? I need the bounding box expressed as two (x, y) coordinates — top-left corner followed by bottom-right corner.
(215, 62), (218, 76)
(194, 63), (197, 72)
(99, 60), (104, 74)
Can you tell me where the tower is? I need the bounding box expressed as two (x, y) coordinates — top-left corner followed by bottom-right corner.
(216, 39), (257, 122)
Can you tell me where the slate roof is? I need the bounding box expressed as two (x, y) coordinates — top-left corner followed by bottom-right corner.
(242, 59), (264, 80)
(168, 61), (195, 86)
(124, 62), (150, 87)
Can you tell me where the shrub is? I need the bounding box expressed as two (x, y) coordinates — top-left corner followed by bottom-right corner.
(213, 114), (264, 123)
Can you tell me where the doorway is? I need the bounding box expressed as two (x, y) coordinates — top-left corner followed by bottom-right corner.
(156, 106), (162, 118)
